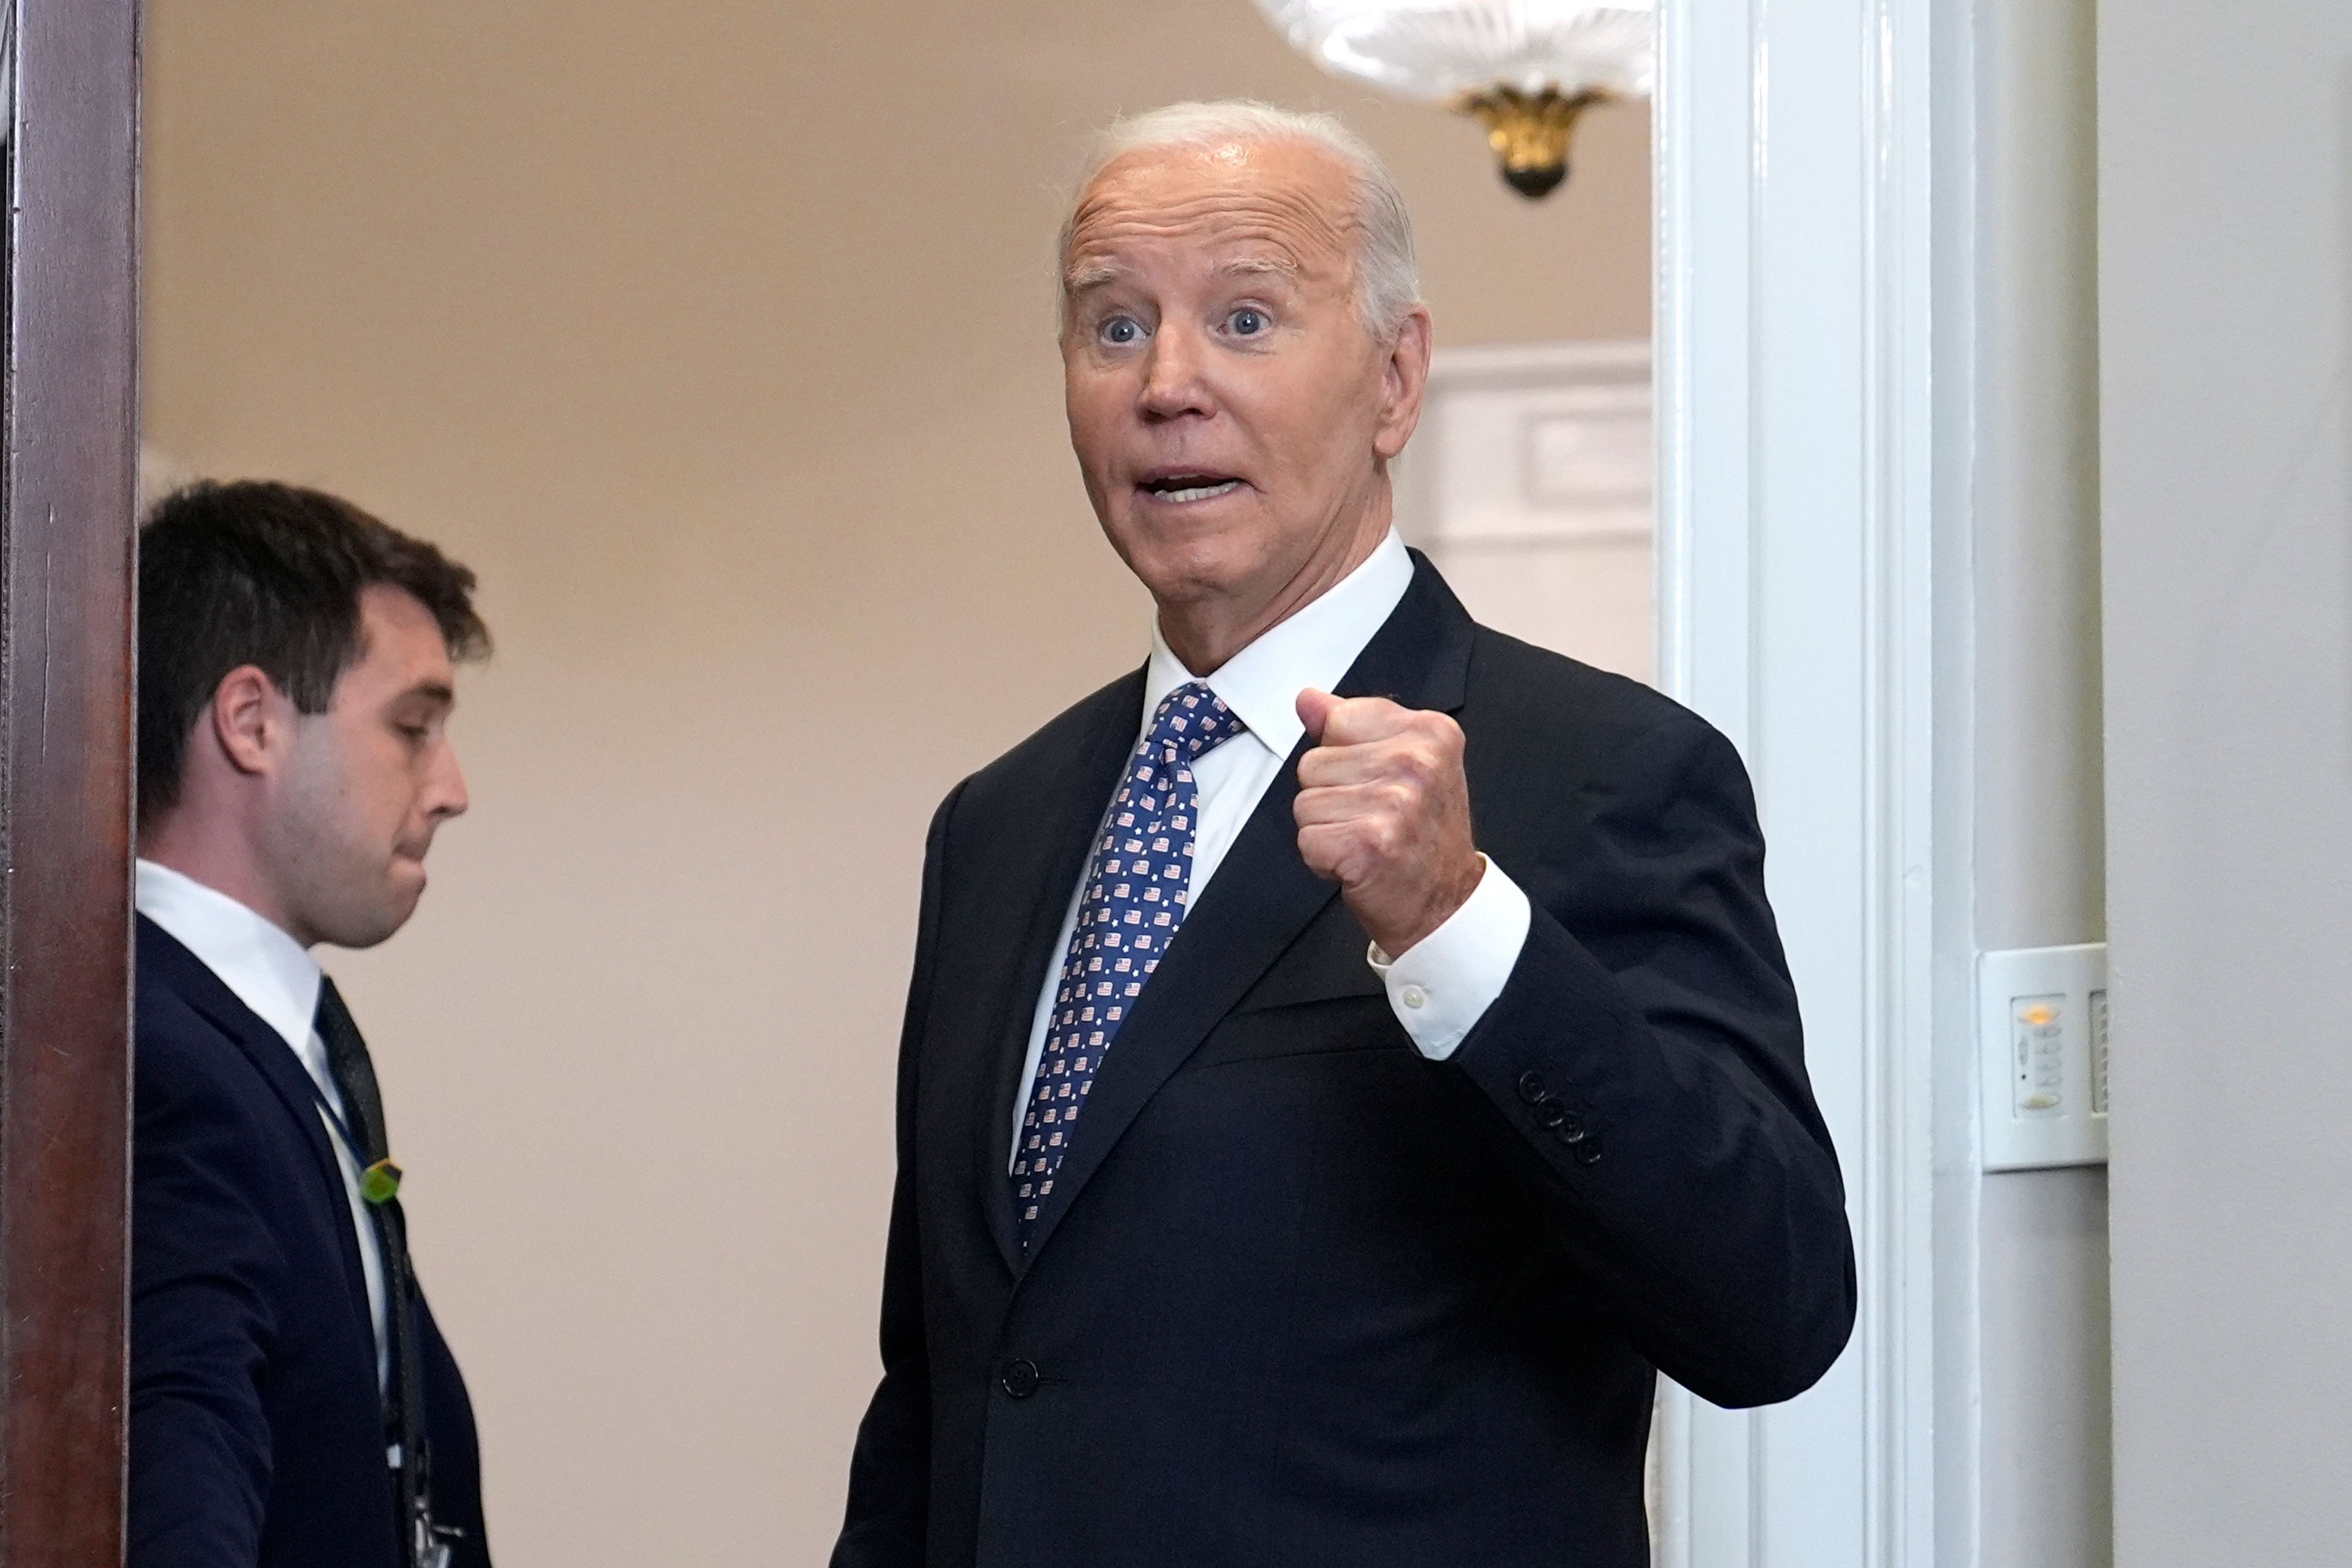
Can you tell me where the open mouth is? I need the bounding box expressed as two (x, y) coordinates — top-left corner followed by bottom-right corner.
(1136, 472), (1245, 505)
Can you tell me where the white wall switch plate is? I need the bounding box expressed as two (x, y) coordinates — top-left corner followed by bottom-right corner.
(1978, 943), (2109, 1170)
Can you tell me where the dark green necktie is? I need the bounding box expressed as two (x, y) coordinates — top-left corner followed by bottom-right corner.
(315, 978), (441, 1568)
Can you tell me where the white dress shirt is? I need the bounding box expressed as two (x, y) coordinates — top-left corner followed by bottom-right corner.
(136, 859), (390, 1390)
(1011, 530), (1533, 1165)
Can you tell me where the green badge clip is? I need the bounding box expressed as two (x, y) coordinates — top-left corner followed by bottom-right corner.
(362, 1159), (404, 1206)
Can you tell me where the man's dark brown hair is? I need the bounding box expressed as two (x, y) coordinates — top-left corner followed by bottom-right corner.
(137, 480), (491, 826)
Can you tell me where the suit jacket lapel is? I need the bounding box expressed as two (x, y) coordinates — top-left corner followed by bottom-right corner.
(971, 669), (1148, 1276)
(1018, 553), (1478, 1265)
(137, 916), (379, 1336)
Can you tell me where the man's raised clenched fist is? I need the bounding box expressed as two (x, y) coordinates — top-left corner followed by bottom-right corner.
(1293, 688), (1485, 958)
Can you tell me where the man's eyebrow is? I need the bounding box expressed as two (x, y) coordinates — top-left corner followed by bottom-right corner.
(1065, 254), (1301, 295)
(399, 680), (456, 708)
(1213, 255), (1300, 281)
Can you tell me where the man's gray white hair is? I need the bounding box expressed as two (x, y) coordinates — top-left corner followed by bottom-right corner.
(1059, 100), (1423, 340)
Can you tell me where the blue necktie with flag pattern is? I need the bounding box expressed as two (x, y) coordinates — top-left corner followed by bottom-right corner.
(1013, 682), (1246, 1247)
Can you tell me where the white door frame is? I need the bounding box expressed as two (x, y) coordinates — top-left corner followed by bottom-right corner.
(1649, 0), (1953, 1564)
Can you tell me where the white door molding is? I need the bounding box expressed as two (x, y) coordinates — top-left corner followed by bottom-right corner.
(1651, 0), (1945, 1564)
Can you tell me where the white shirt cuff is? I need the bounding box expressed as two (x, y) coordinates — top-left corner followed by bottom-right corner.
(1365, 854), (1533, 1060)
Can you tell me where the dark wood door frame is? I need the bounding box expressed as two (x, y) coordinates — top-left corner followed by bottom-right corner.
(0, 1), (140, 1562)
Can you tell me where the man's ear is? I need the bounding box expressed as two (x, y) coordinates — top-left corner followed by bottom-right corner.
(209, 665), (290, 777)
(1374, 305), (1434, 462)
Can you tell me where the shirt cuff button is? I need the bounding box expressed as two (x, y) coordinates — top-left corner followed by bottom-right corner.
(1400, 984), (1428, 1009)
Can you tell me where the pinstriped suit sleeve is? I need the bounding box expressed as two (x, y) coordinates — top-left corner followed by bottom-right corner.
(129, 1024), (284, 1568)
(832, 780), (963, 1568)
(1446, 715), (1856, 1408)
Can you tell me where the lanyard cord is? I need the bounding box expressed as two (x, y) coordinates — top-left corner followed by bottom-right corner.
(301, 1069), (366, 1165)
(297, 1066), (402, 1208)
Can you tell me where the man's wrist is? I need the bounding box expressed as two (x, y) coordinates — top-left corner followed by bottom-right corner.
(1366, 854), (1534, 1061)
(1369, 850), (1488, 959)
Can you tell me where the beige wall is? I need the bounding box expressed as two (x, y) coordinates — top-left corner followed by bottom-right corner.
(1970, 0), (2111, 1563)
(141, 4), (1651, 1560)
(2100, 0), (2352, 1559)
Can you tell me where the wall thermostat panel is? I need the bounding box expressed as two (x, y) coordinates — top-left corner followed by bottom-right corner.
(1977, 943), (2108, 1171)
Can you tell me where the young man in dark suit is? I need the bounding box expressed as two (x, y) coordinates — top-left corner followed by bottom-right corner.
(833, 104), (1856, 1567)
(131, 481), (492, 1568)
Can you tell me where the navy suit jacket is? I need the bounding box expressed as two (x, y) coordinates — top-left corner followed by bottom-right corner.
(130, 916), (489, 1568)
(834, 556), (1856, 1567)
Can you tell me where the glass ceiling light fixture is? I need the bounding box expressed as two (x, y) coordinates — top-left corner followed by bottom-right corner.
(1253, 1), (1656, 198)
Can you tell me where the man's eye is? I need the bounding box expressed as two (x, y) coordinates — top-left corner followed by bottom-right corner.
(1099, 315), (1146, 346)
(1228, 308), (1270, 336)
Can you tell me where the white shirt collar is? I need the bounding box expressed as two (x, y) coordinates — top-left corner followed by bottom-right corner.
(135, 859), (323, 1057)
(1144, 529), (1415, 758)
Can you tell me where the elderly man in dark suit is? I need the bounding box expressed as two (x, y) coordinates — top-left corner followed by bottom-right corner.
(130, 481), (492, 1568)
(834, 100), (1855, 1568)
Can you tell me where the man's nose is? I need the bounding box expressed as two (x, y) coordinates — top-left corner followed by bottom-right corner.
(1138, 324), (1214, 420)
(427, 741), (470, 821)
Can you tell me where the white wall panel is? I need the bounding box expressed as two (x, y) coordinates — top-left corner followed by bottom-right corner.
(1655, 0), (1940, 1562)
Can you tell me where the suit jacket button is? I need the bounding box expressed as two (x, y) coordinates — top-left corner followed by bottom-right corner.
(1555, 1112), (1588, 1144)
(1572, 1134), (1604, 1167)
(1001, 1359), (1040, 1398)
(1516, 1070), (1548, 1104)
(1532, 1098), (1567, 1129)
